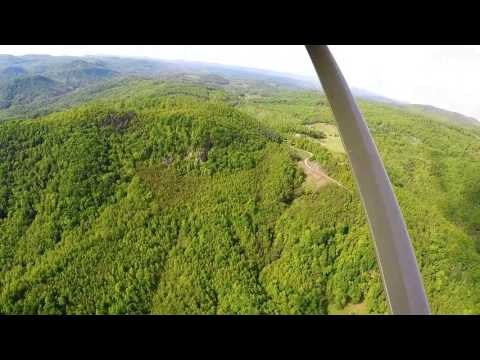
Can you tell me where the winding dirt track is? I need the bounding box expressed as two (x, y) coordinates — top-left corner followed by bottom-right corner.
(292, 146), (350, 192)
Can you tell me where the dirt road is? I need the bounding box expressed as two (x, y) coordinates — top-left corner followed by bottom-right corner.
(292, 146), (350, 192)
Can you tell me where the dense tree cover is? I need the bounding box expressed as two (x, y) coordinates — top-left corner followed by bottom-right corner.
(0, 78), (479, 314)
(0, 54), (318, 122)
(239, 94), (480, 314)
(0, 96), (304, 314)
(0, 75), (70, 111)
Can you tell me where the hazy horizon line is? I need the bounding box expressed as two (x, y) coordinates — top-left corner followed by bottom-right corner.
(0, 51), (478, 122)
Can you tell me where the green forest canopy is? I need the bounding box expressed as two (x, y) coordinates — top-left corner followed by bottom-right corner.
(0, 79), (479, 314)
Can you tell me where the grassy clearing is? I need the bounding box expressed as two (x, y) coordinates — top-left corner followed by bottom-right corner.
(307, 123), (345, 154)
(328, 302), (368, 315)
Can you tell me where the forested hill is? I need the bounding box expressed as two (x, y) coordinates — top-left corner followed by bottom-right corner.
(0, 78), (479, 314)
(1, 54), (477, 127)
(0, 54), (318, 121)
(401, 103), (480, 128)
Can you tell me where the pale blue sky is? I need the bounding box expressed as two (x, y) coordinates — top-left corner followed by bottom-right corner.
(1, 45), (480, 120)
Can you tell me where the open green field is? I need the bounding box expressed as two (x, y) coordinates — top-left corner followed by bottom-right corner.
(307, 123), (345, 154)
(328, 302), (368, 315)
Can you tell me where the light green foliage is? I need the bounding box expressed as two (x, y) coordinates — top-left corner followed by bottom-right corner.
(0, 79), (479, 314)
(236, 90), (480, 314)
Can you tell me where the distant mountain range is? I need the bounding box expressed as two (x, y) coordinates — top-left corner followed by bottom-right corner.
(0, 54), (478, 127)
(400, 103), (480, 127)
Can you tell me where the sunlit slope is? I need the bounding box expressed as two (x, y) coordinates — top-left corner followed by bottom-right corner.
(0, 82), (479, 314)
(239, 93), (480, 314)
(0, 96), (302, 314)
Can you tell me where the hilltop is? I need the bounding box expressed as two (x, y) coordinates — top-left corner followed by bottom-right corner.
(0, 72), (479, 314)
(1, 54), (477, 127)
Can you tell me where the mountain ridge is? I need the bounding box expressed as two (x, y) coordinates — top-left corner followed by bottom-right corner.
(0, 54), (477, 127)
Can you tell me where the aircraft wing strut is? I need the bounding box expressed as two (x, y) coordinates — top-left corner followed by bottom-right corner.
(305, 45), (430, 315)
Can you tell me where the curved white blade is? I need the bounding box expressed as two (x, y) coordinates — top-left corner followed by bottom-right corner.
(305, 45), (430, 315)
